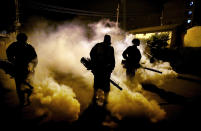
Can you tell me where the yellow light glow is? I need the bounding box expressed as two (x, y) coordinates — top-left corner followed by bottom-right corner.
(134, 32), (172, 46)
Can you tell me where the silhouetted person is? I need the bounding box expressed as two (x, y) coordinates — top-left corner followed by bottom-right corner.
(6, 33), (37, 107)
(122, 38), (141, 79)
(90, 34), (115, 106)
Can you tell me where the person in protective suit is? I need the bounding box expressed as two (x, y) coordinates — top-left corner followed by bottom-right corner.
(6, 33), (37, 107)
(122, 38), (141, 80)
(90, 34), (115, 107)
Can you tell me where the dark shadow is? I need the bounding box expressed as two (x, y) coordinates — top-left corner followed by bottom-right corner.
(142, 83), (187, 105)
(177, 74), (201, 84)
(75, 103), (111, 131)
(153, 47), (201, 77)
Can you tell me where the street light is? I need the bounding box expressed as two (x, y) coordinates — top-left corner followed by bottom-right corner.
(188, 10), (193, 15)
(187, 19), (192, 24)
(190, 1), (194, 6)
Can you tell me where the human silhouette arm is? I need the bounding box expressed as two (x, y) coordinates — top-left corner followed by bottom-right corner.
(122, 47), (129, 60)
(6, 43), (16, 63)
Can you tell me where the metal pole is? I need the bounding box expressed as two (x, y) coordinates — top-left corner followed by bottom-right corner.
(14, 0), (21, 34)
(160, 6), (164, 26)
(123, 0), (126, 30)
(116, 3), (120, 28)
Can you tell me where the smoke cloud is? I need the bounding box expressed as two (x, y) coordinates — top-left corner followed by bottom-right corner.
(18, 18), (178, 123)
(30, 77), (80, 122)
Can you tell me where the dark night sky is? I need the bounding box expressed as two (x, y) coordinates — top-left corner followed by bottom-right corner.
(0, 0), (184, 31)
(21, 0), (164, 19)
